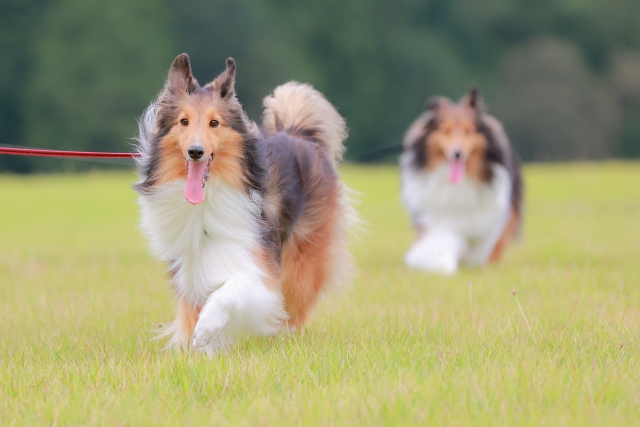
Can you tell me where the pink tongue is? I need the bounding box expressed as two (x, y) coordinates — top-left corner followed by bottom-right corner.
(185, 161), (206, 204)
(448, 159), (465, 184)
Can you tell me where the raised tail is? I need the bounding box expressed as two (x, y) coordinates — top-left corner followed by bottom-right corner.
(262, 81), (347, 163)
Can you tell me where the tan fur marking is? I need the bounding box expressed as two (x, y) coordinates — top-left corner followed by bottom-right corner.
(280, 188), (340, 328)
(209, 130), (246, 191)
(465, 139), (487, 181)
(153, 103), (249, 190)
(489, 209), (519, 263)
(252, 247), (281, 292)
(425, 112), (488, 182)
(176, 297), (200, 346)
(262, 191), (282, 226)
(426, 137), (446, 170)
(156, 135), (187, 186)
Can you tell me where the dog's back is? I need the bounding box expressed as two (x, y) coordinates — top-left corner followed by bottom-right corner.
(261, 82), (355, 327)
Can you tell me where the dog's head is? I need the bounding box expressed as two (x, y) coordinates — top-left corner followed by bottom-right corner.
(416, 88), (492, 184)
(152, 54), (254, 204)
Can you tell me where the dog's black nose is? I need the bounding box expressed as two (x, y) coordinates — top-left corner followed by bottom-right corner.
(453, 150), (462, 160)
(188, 145), (205, 160)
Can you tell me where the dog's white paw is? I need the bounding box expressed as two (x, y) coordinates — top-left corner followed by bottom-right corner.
(405, 246), (458, 275)
(192, 302), (231, 355)
(404, 230), (465, 275)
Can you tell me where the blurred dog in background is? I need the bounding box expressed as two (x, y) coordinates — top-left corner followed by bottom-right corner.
(400, 88), (523, 274)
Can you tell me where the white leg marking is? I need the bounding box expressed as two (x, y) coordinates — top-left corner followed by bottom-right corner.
(405, 229), (467, 275)
(192, 274), (286, 356)
(464, 212), (510, 267)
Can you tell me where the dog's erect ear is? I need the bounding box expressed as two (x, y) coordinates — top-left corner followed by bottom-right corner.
(164, 53), (199, 96)
(464, 86), (485, 112)
(210, 57), (236, 99)
(424, 96), (448, 111)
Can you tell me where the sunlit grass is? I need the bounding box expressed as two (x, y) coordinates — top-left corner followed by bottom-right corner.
(1, 163), (639, 426)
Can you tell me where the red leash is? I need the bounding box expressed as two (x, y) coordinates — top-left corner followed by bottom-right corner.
(0, 146), (141, 159)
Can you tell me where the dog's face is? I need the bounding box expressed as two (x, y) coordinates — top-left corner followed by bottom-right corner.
(423, 90), (488, 184)
(427, 107), (485, 162)
(154, 55), (249, 204)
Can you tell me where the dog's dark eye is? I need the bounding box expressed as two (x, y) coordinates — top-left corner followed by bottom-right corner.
(180, 118), (189, 126)
(210, 120), (219, 128)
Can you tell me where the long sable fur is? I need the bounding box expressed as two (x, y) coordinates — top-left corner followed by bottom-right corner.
(405, 88), (523, 216)
(134, 55), (355, 345)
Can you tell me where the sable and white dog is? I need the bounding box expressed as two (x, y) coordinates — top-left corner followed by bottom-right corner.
(400, 88), (523, 274)
(135, 54), (354, 354)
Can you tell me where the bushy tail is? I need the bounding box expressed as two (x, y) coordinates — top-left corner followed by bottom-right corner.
(262, 81), (347, 163)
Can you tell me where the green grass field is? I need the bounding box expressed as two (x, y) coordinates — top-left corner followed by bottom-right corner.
(1, 163), (639, 426)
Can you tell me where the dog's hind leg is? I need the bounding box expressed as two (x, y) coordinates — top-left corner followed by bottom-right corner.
(280, 218), (340, 329)
(488, 209), (519, 263)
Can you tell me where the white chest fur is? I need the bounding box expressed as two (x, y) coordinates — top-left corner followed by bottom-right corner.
(401, 157), (511, 239)
(400, 155), (512, 272)
(138, 179), (264, 305)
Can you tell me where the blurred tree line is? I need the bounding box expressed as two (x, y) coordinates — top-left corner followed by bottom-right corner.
(1, 0), (640, 172)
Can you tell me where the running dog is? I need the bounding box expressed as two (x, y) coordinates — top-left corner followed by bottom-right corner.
(135, 54), (355, 354)
(400, 88), (523, 274)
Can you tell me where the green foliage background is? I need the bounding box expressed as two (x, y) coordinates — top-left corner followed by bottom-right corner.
(2, 0), (640, 171)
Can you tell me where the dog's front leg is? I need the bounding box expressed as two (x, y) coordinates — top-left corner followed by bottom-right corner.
(192, 274), (286, 356)
(465, 211), (511, 267)
(404, 227), (467, 274)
